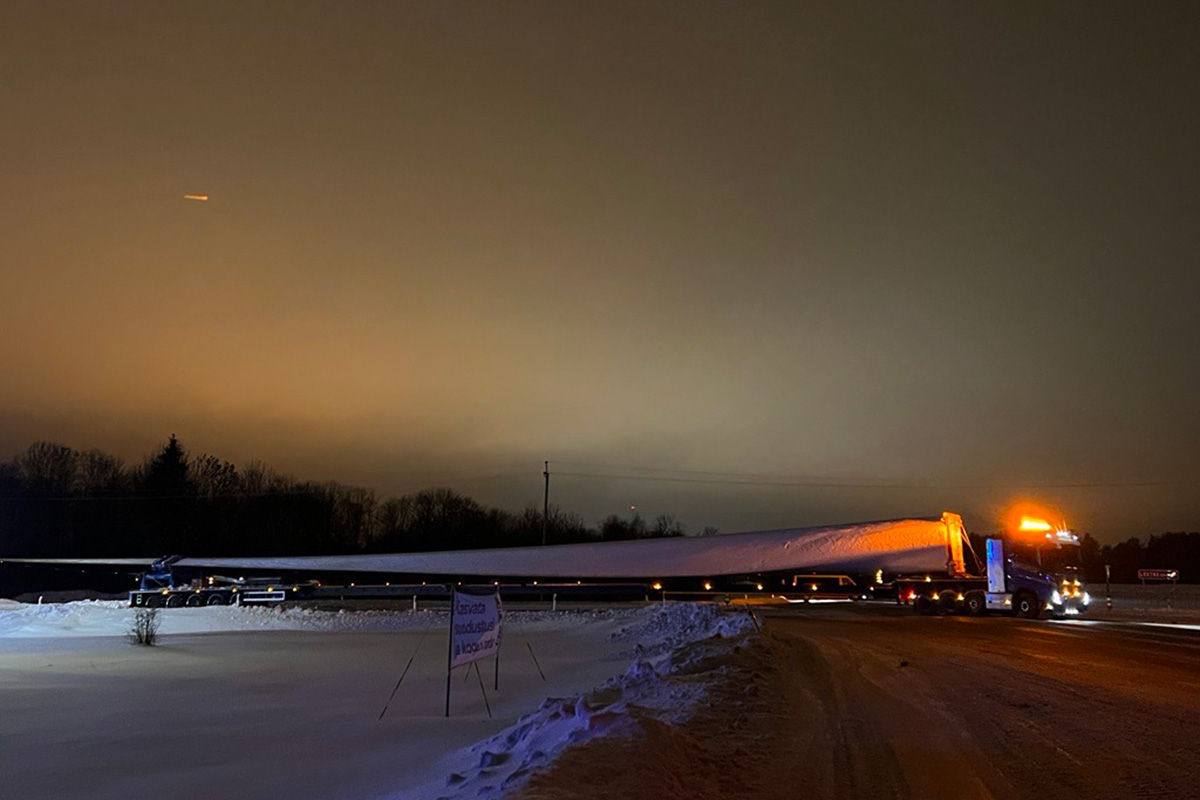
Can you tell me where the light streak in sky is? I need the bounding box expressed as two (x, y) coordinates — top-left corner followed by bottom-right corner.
(183, 194), (209, 201)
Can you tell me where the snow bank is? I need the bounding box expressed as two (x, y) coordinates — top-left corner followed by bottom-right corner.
(2, 599), (755, 800)
(0, 598), (424, 638)
(610, 600), (757, 659)
(0, 599), (643, 639)
(405, 602), (756, 800)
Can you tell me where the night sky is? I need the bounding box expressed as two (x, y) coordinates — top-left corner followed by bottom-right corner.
(2, 2), (1197, 542)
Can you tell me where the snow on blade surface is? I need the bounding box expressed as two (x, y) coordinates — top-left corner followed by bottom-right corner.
(178, 513), (961, 578)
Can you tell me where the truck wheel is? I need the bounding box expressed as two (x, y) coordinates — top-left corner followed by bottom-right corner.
(166, 594), (185, 608)
(915, 594), (937, 615)
(145, 594), (165, 608)
(937, 590), (960, 615)
(206, 594), (227, 606)
(964, 592), (987, 616)
(1014, 592), (1040, 619)
(186, 594), (204, 607)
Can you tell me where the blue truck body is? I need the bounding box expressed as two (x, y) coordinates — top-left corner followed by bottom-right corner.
(897, 529), (1089, 619)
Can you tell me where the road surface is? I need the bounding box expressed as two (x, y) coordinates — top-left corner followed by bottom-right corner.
(518, 604), (1200, 800)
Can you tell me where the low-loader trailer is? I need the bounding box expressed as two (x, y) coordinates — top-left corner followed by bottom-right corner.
(128, 556), (310, 607)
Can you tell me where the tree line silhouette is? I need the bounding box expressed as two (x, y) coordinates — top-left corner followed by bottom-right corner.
(962, 527), (1197, 585)
(1, 437), (1195, 584)
(0, 437), (686, 560)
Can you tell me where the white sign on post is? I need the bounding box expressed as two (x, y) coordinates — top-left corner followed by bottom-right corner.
(450, 587), (502, 670)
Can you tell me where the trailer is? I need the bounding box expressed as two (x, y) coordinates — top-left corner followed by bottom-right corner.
(127, 556), (314, 608)
(15, 511), (1086, 617)
(896, 518), (1090, 619)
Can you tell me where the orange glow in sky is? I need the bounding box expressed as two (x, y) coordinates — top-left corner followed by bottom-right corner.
(1, 3), (1197, 542)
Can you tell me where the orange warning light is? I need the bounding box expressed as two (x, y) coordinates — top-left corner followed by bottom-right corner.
(1004, 501), (1067, 537)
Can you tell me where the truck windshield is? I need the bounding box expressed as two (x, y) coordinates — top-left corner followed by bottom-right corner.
(1038, 545), (1082, 573)
(1008, 541), (1082, 573)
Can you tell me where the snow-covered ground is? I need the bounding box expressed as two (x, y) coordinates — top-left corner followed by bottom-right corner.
(0, 599), (753, 800)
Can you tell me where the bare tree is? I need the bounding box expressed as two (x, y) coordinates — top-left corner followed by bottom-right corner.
(76, 449), (126, 495)
(191, 454), (240, 497)
(15, 441), (78, 493)
(240, 460), (292, 494)
(652, 514), (685, 538)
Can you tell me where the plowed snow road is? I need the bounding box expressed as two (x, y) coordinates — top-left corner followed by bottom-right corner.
(519, 605), (1200, 800)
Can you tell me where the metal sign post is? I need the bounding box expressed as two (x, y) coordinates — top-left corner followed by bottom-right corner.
(1137, 569), (1180, 611)
(444, 588), (455, 718)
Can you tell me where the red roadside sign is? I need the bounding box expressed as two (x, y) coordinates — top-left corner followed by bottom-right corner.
(1138, 569), (1179, 581)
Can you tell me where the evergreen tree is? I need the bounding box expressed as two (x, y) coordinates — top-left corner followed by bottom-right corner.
(143, 434), (192, 496)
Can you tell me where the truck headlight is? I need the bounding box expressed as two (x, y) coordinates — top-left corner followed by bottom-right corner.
(1082, 591), (1090, 606)
(1050, 590), (1062, 605)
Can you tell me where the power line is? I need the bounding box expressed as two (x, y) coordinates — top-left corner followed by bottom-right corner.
(552, 470), (1200, 491)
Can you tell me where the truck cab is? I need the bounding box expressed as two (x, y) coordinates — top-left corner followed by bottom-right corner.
(138, 555), (183, 591)
(988, 529), (1090, 618)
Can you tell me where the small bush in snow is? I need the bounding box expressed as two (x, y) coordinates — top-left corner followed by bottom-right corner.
(128, 608), (161, 646)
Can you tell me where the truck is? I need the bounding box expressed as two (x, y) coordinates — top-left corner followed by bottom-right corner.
(128, 555), (311, 608)
(895, 518), (1090, 619)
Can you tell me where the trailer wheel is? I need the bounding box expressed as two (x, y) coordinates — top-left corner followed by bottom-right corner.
(1014, 591), (1040, 619)
(144, 594), (165, 608)
(166, 594), (185, 608)
(964, 592), (987, 616)
(937, 590), (960, 615)
(915, 594), (937, 615)
(186, 594), (204, 607)
(206, 594), (227, 606)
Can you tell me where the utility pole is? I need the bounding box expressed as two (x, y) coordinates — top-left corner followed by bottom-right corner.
(542, 461), (550, 546)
